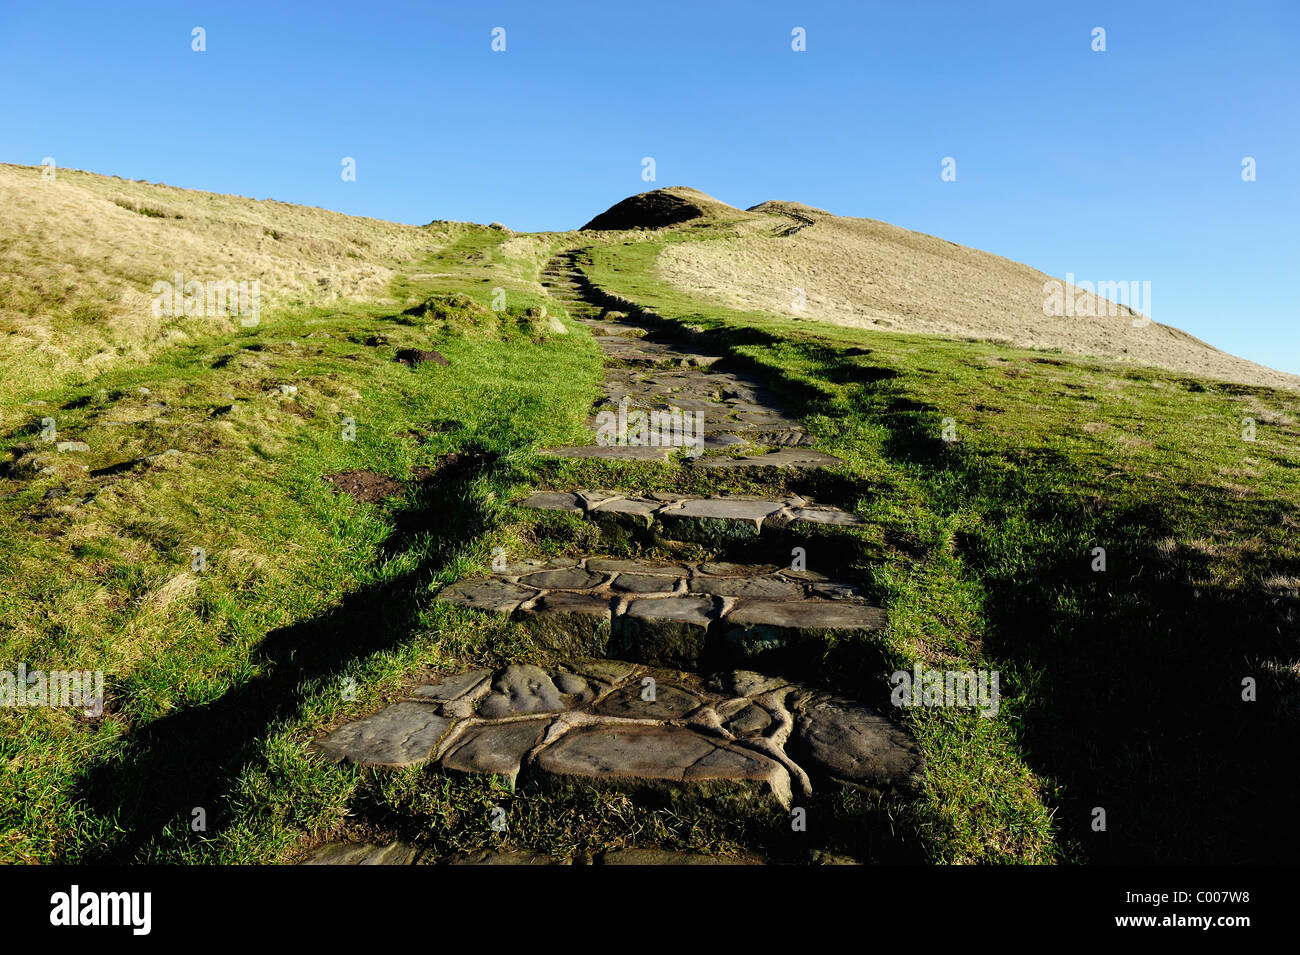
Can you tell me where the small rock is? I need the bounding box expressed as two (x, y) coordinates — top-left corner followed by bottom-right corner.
(55, 441), (89, 453)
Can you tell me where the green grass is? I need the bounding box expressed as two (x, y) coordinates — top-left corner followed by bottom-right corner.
(580, 233), (1300, 864)
(3, 208), (1296, 866)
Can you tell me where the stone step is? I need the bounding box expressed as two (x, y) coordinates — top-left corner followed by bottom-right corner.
(521, 490), (866, 540)
(595, 337), (723, 368)
(311, 660), (924, 811)
(579, 320), (647, 338)
(435, 559), (886, 668)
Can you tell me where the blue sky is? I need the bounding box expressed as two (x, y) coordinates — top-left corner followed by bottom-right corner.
(2, 1), (1296, 374)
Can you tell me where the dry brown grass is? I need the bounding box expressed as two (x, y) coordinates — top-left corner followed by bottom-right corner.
(0, 163), (459, 413)
(655, 199), (1300, 391)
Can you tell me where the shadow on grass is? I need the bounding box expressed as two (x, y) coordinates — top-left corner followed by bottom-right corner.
(70, 461), (499, 863)
(865, 366), (1300, 864)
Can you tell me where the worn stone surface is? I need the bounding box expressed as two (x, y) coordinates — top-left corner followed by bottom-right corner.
(477, 664), (593, 717)
(594, 849), (750, 865)
(520, 490), (864, 531)
(313, 702), (453, 768)
(436, 559), (881, 667)
(534, 723), (792, 805)
(594, 682), (702, 720)
(441, 719), (551, 778)
(301, 841), (415, 865)
(790, 694), (926, 788)
(311, 659), (923, 809)
(437, 579), (534, 614)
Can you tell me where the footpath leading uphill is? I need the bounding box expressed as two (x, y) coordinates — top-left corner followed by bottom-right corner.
(304, 244), (925, 865)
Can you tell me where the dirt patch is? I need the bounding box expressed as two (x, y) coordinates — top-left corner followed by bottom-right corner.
(395, 348), (449, 367)
(412, 450), (492, 483)
(323, 470), (404, 503)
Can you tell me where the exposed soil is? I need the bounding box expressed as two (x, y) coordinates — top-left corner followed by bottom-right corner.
(395, 348), (449, 367)
(323, 469), (404, 503)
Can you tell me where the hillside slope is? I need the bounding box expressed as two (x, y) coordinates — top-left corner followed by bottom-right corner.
(647, 197), (1299, 391)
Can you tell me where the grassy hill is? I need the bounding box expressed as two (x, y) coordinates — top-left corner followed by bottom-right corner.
(1, 167), (1296, 865)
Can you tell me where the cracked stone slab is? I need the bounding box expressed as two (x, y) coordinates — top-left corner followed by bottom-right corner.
(312, 702), (453, 768)
(312, 657), (924, 811)
(540, 445), (673, 462)
(519, 568), (607, 590)
(688, 576), (803, 599)
(533, 724), (792, 806)
(412, 669), (492, 703)
(790, 694), (926, 788)
(477, 664), (595, 717)
(441, 718), (552, 778)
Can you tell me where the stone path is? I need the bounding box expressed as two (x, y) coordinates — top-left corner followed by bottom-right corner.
(538, 250), (841, 468)
(312, 661), (924, 809)
(436, 558), (886, 668)
(306, 249), (921, 864)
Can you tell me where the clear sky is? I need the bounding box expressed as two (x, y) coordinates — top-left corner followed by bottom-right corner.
(2, 1), (1296, 374)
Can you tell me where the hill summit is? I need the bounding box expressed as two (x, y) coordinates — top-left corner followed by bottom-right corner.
(581, 187), (742, 231)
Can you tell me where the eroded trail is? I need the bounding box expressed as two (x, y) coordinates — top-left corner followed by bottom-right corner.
(305, 248), (922, 865)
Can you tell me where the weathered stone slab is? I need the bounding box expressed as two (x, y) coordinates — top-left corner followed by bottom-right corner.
(441, 718), (551, 778)
(477, 665), (593, 717)
(786, 506), (866, 526)
(540, 445), (672, 462)
(716, 699), (773, 736)
(518, 490), (584, 512)
(595, 849), (750, 865)
(709, 670), (792, 698)
(727, 599), (887, 633)
(533, 723), (791, 805)
(614, 595), (716, 667)
(519, 568), (606, 590)
(302, 841), (415, 865)
(662, 498), (785, 525)
(412, 669), (492, 703)
(313, 702), (452, 768)
(611, 573), (681, 594)
(438, 579), (535, 614)
(594, 682), (702, 720)
(561, 660), (640, 685)
(790, 695), (925, 788)
(694, 448), (844, 469)
(688, 576), (803, 599)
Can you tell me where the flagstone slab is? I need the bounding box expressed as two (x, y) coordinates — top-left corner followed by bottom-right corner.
(302, 841), (415, 865)
(477, 664), (595, 717)
(593, 682), (703, 720)
(789, 694), (926, 788)
(437, 579), (536, 614)
(441, 718), (552, 778)
(312, 702), (453, 768)
(312, 658), (924, 813)
(540, 445), (674, 462)
(694, 448), (845, 469)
